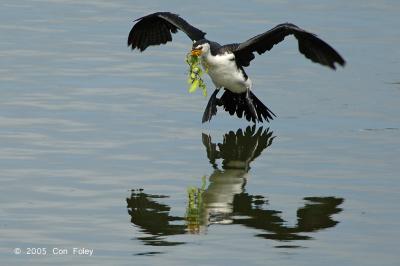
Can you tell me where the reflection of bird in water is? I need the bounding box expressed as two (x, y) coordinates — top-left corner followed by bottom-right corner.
(127, 126), (344, 247)
(197, 126), (274, 226)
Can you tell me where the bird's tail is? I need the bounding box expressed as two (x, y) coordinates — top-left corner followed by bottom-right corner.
(219, 89), (276, 123)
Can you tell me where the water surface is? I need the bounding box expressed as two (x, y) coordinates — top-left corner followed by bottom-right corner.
(0, 0), (399, 265)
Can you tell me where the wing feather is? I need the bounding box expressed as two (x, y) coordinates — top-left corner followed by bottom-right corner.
(234, 23), (345, 69)
(128, 12), (206, 52)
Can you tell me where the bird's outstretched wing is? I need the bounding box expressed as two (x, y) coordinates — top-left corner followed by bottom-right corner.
(128, 12), (206, 52)
(234, 23), (345, 69)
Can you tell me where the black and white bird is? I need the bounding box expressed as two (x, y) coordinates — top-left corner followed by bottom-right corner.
(128, 12), (345, 123)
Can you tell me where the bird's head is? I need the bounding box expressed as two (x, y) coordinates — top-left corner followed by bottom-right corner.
(191, 39), (210, 57)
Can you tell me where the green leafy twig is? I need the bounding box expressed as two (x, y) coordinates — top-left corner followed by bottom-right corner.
(186, 52), (208, 97)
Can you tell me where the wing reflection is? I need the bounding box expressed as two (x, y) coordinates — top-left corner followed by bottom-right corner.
(127, 126), (343, 247)
(127, 189), (186, 246)
(232, 195), (343, 242)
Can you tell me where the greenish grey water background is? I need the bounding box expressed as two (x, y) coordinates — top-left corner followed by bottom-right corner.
(0, 0), (399, 265)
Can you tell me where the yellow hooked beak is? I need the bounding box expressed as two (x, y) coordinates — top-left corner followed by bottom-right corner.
(191, 49), (202, 57)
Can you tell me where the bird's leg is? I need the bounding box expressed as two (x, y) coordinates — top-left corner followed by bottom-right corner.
(245, 88), (258, 123)
(202, 89), (220, 123)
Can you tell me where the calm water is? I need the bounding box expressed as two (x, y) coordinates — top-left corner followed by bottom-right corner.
(1, 0), (399, 265)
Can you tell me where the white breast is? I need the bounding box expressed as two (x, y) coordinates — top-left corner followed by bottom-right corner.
(202, 52), (251, 94)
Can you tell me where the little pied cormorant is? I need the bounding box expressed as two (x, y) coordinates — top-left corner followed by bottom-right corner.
(128, 12), (345, 123)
